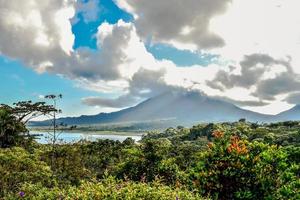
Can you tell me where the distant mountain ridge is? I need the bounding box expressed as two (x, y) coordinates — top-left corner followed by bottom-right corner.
(275, 104), (300, 121)
(30, 91), (300, 127)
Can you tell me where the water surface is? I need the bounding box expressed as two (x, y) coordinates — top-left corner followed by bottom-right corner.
(30, 131), (142, 144)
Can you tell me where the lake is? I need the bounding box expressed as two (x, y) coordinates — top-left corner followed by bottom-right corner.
(30, 131), (143, 144)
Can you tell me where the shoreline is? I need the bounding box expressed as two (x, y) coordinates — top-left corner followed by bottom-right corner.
(29, 129), (145, 136)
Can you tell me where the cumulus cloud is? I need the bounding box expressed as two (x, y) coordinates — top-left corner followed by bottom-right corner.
(78, 20), (224, 109)
(213, 96), (269, 107)
(111, 0), (300, 114)
(66, 21), (134, 81)
(0, 0), (75, 64)
(82, 68), (177, 108)
(115, 0), (232, 50)
(210, 0), (300, 69)
(81, 68), (174, 108)
(207, 54), (292, 91)
(285, 93), (300, 105)
(254, 73), (300, 100)
(0, 1), (136, 86)
(129, 68), (170, 97)
(2, 0), (300, 115)
(0, 1), (179, 106)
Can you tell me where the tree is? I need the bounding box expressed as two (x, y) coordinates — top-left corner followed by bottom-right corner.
(192, 130), (300, 200)
(1, 101), (56, 124)
(0, 107), (27, 148)
(44, 94), (64, 169)
(44, 94), (64, 145)
(0, 99), (57, 148)
(0, 147), (53, 196)
(239, 118), (246, 123)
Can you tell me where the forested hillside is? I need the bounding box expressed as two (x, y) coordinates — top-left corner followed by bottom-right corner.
(1, 103), (300, 200)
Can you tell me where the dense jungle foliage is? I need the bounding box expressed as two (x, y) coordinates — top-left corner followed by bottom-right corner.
(1, 104), (300, 199)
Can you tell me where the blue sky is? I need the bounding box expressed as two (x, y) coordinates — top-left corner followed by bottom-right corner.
(72, 0), (133, 49)
(146, 43), (219, 67)
(0, 56), (101, 116)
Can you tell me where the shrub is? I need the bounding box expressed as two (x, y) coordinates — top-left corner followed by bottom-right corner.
(5, 176), (203, 200)
(191, 130), (300, 200)
(0, 147), (53, 197)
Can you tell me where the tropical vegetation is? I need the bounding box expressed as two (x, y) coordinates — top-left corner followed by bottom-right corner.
(1, 102), (300, 199)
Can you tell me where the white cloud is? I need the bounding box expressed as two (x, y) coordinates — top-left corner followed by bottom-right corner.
(0, 0), (75, 69)
(115, 0), (232, 50)
(1, 0), (300, 115)
(206, 0), (300, 113)
(210, 0), (300, 70)
(207, 54), (292, 91)
(110, 0), (300, 114)
(285, 92), (300, 105)
(38, 95), (45, 99)
(0, 1), (136, 85)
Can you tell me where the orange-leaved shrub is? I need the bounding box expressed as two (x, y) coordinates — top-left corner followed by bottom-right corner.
(190, 130), (300, 200)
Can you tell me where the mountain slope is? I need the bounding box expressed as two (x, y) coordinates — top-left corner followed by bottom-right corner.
(275, 105), (300, 121)
(31, 91), (273, 127)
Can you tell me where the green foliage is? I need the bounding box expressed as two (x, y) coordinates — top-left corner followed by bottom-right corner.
(191, 130), (300, 200)
(5, 176), (202, 200)
(80, 139), (135, 179)
(0, 100), (57, 148)
(9, 101), (56, 123)
(116, 138), (183, 184)
(284, 145), (300, 164)
(0, 107), (29, 148)
(189, 123), (217, 140)
(41, 144), (93, 185)
(1, 116), (300, 199)
(0, 147), (53, 197)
